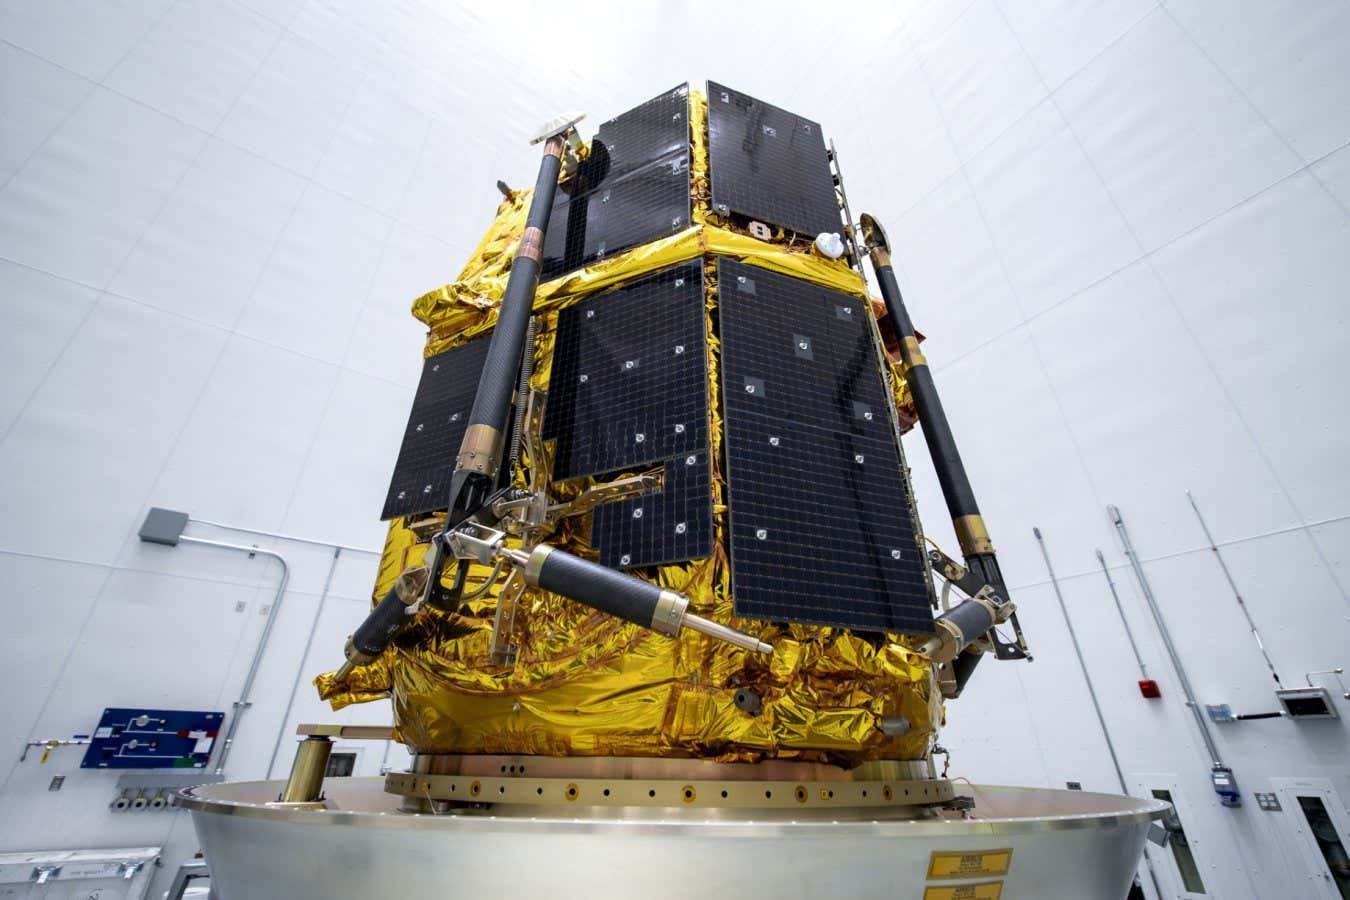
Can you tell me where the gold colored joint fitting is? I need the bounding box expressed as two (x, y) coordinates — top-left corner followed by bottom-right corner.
(918, 617), (965, 664)
(544, 134), (566, 158)
(523, 544), (553, 586)
(455, 424), (504, 476)
(515, 226), (544, 263)
(649, 589), (689, 637)
(393, 565), (430, 605)
(899, 336), (927, 370)
(953, 515), (995, 557)
(870, 246), (892, 269)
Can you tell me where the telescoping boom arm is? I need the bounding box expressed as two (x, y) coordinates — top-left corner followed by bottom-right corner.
(859, 213), (1028, 695)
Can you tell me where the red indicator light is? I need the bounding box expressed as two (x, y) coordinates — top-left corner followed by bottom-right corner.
(1139, 679), (1161, 699)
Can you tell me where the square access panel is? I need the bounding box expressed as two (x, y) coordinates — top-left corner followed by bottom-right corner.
(541, 85), (692, 279)
(717, 259), (933, 634)
(707, 81), (842, 238)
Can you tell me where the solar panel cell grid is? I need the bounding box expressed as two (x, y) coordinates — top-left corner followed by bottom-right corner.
(707, 81), (842, 239)
(543, 262), (713, 568)
(717, 259), (933, 634)
(381, 336), (493, 521)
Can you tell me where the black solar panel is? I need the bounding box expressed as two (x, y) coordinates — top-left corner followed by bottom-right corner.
(716, 260), (933, 634)
(543, 262), (712, 568)
(541, 85), (692, 279)
(707, 81), (841, 238)
(592, 451), (713, 569)
(382, 336), (492, 520)
(543, 263), (707, 479)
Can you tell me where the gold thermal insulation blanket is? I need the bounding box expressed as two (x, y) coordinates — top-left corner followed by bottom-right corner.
(317, 90), (939, 766)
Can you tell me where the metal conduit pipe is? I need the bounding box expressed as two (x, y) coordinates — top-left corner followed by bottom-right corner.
(1107, 506), (1224, 769)
(266, 546), (341, 779)
(1034, 528), (1162, 900)
(177, 535), (291, 776)
(186, 515), (380, 555)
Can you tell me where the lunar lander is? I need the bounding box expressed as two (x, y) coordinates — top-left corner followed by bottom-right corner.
(178, 83), (1165, 899)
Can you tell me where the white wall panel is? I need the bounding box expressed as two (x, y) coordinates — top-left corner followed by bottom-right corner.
(0, 261), (99, 435)
(235, 183), (391, 362)
(281, 368), (411, 550)
(109, 138), (306, 328)
(104, 0), (280, 132)
(141, 336), (339, 530)
(916, 0), (1047, 162)
(1055, 8), (1299, 250)
(0, 87), (206, 287)
(1166, 0), (1350, 164)
(998, 0), (1155, 90)
(0, 42), (93, 184)
(0, 296), (225, 563)
(216, 32), (365, 176)
(1153, 173), (1350, 523)
(1313, 143), (1350, 212)
(892, 177), (1023, 361)
(966, 99), (1137, 316)
(0, 0), (173, 81)
(1030, 261), (1297, 557)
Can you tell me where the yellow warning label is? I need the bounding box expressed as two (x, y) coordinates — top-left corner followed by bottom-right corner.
(922, 882), (1004, 900)
(926, 849), (1013, 879)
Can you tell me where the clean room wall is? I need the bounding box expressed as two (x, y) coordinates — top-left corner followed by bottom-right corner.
(1, 1), (1347, 897)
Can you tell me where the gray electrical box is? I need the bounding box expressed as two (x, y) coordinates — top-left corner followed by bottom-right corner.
(1275, 687), (1338, 719)
(138, 507), (189, 546)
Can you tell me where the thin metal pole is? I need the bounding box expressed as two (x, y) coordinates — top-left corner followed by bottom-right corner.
(1185, 490), (1282, 685)
(179, 535), (290, 775)
(1033, 529), (1128, 793)
(1107, 505), (1223, 768)
(1094, 549), (1149, 679)
(187, 516), (380, 555)
(266, 546), (341, 779)
(1037, 529), (1165, 900)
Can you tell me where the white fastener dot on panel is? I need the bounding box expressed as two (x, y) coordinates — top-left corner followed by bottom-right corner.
(415, 423), (424, 432)
(745, 384), (756, 394)
(620, 554), (631, 565)
(675, 278), (684, 287)
(891, 549), (902, 560)
(864, 411), (873, 421)
(450, 412), (461, 422)
(397, 491), (407, 499)
(579, 374), (588, 383)
(674, 345), (684, 355)
(686, 455), (696, 465)
(634, 433), (645, 443)
(423, 484), (433, 493)
(624, 360), (636, 370)
(586, 310), (595, 318)
(769, 436), (780, 446)
(798, 340), (809, 350)
(674, 424), (685, 434)
(854, 454), (865, 464)
(755, 528), (768, 540)
(633, 509), (643, 519)
(675, 523), (687, 534)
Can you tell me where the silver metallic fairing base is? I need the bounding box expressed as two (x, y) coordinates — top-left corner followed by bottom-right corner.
(180, 778), (1164, 900)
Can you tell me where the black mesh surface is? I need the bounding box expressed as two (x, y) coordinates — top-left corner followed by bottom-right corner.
(541, 85), (692, 279)
(382, 337), (492, 520)
(707, 81), (842, 238)
(717, 260), (933, 634)
(543, 262), (712, 568)
(592, 451), (713, 569)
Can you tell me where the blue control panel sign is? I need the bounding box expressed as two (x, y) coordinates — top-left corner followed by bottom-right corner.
(80, 708), (225, 770)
